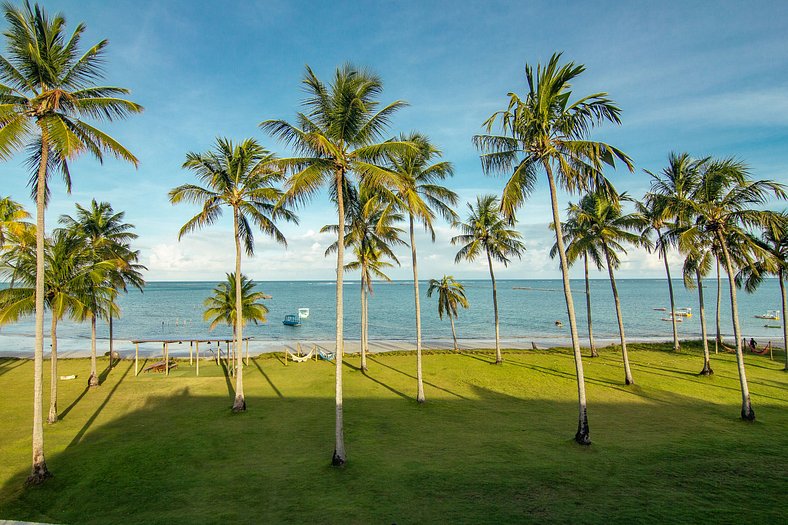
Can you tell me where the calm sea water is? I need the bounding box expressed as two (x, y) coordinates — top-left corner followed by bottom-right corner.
(0, 278), (784, 356)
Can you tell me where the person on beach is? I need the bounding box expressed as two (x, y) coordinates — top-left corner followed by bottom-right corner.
(749, 338), (757, 351)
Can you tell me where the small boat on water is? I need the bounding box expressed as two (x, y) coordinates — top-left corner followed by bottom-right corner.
(283, 314), (302, 327)
(764, 324), (781, 329)
(755, 309), (780, 320)
(674, 307), (692, 318)
(662, 316), (683, 323)
(653, 307), (667, 311)
(298, 308), (310, 319)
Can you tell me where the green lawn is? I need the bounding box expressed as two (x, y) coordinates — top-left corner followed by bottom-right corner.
(0, 343), (785, 524)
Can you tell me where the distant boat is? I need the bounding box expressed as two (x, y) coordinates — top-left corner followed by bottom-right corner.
(764, 324), (781, 329)
(653, 307), (667, 311)
(662, 316), (683, 323)
(755, 309), (780, 320)
(674, 307), (692, 318)
(283, 314), (302, 327)
(298, 308), (310, 319)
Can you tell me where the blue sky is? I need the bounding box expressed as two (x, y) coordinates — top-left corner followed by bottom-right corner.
(1, 0), (786, 281)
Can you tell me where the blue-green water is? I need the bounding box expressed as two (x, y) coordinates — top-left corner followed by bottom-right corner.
(0, 278), (784, 356)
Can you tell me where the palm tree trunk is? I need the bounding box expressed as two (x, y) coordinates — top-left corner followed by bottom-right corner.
(232, 208), (245, 412)
(450, 315), (458, 351)
(584, 254), (598, 357)
(109, 315), (114, 370)
(360, 270), (367, 372)
(487, 249), (502, 364)
(29, 131), (51, 484)
(717, 231), (754, 420)
(544, 161), (590, 445)
(47, 315), (58, 424)
(88, 315), (99, 387)
(697, 268), (712, 375)
(659, 229), (680, 352)
(604, 244), (634, 385)
(715, 257), (722, 353)
(779, 269), (787, 371)
(409, 214), (425, 403)
(332, 170), (346, 466)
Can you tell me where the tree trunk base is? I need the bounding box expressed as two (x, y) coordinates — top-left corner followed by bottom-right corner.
(231, 396), (246, 413)
(88, 373), (99, 388)
(331, 450), (346, 467)
(699, 363), (714, 376)
(625, 377), (634, 386)
(26, 462), (52, 486)
(416, 395), (426, 404)
(46, 407), (58, 424)
(740, 406), (756, 421)
(590, 349), (599, 358)
(493, 359), (503, 365)
(574, 419), (591, 446)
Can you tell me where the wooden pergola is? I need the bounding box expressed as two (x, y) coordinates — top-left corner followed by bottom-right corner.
(129, 337), (253, 377)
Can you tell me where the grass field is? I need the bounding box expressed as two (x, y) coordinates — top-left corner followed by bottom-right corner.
(0, 342), (786, 524)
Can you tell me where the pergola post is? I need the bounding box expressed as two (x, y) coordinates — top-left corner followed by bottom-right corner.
(216, 341), (219, 365)
(189, 341), (193, 365)
(245, 339), (249, 366)
(164, 342), (169, 376)
(135, 343), (139, 376)
(196, 341), (200, 376)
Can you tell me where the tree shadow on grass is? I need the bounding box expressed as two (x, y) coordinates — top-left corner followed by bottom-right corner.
(251, 358), (283, 399)
(0, 383), (786, 525)
(68, 361), (133, 448)
(367, 355), (468, 400)
(0, 358), (25, 377)
(219, 359), (234, 399)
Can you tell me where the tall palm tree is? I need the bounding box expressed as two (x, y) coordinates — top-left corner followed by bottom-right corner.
(387, 132), (457, 401)
(169, 137), (296, 413)
(684, 158), (786, 420)
(736, 213), (788, 371)
(473, 53), (633, 444)
(323, 187), (405, 371)
(0, 1), (142, 483)
(452, 195), (524, 363)
(262, 64), (409, 466)
(0, 196), (29, 248)
(426, 275), (469, 351)
(60, 200), (145, 367)
(678, 228), (715, 375)
(0, 229), (111, 423)
(550, 210), (604, 357)
(567, 191), (646, 385)
(204, 273), (270, 333)
(645, 153), (706, 352)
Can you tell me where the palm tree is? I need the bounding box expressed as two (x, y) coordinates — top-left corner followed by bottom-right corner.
(323, 187), (405, 371)
(170, 137), (295, 413)
(452, 195), (523, 363)
(204, 273), (270, 337)
(0, 196), (30, 248)
(736, 213), (788, 371)
(645, 153), (706, 352)
(567, 191), (646, 385)
(262, 64), (409, 466)
(684, 158), (786, 420)
(0, 229), (111, 423)
(473, 53), (633, 444)
(426, 275), (469, 351)
(678, 228), (715, 375)
(550, 209), (604, 358)
(387, 132), (457, 401)
(60, 200), (145, 368)
(0, 2), (142, 483)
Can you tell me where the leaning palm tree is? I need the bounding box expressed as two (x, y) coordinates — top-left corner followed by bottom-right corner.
(0, 1), (142, 483)
(204, 273), (270, 335)
(473, 53), (633, 444)
(452, 195), (523, 364)
(323, 187), (405, 371)
(645, 153), (706, 352)
(684, 158), (786, 420)
(550, 211), (604, 357)
(567, 191), (647, 385)
(736, 213), (788, 371)
(169, 137), (296, 412)
(0, 196), (30, 248)
(262, 64), (409, 466)
(387, 132), (457, 401)
(60, 200), (146, 366)
(427, 275), (469, 351)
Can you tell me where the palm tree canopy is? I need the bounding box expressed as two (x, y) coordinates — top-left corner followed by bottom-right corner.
(203, 272), (270, 331)
(473, 52), (633, 222)
(386, 132), (458, 237)
(0, 1), (142, 202)
(261, 64), (413, 207)
(736, 212), (788, 293)
(427, 275), (469, 320)
(169, 137), (298, 255)
(452, 194), (525, 265)
(0, 195), (30, 246)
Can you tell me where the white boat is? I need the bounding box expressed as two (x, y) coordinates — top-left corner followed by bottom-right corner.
(298, 308), (310, 319)
(674, 307), (692, 318)
(754, 309), (780, 320)
(662, 316), (683, 323)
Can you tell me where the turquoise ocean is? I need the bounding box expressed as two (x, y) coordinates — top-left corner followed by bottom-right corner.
(0, 278), (784, 357)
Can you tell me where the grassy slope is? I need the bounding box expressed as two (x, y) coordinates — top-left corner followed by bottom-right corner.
(0, 342), (785, 524)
